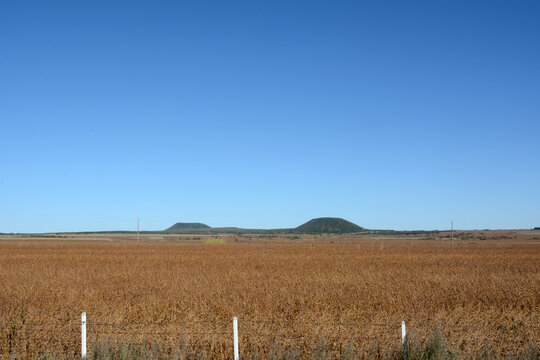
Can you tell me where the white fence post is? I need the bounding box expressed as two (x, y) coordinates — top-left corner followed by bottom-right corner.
(81, 312), (87, 359)
(233, 316), (239, 360)
(401, 320), (406, 357)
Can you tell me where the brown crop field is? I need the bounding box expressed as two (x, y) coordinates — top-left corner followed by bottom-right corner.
(0, 231), (539, 359)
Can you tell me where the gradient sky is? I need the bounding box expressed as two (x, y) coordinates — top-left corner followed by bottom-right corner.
(1, 1), (539, 233)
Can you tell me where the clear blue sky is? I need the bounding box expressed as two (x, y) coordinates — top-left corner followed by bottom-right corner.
(1, 1), (539, 233)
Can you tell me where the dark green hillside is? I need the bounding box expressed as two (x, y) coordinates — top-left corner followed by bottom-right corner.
(294, 217), (363, 234)
(165, 223), (211, 232)
(162, 218), (364, 234)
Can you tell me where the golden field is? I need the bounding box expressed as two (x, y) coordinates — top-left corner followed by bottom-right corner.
(0, 232), (539, 359)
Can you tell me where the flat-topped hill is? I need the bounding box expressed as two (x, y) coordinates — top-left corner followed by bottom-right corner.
(163, 218), (364, 234)
(165, 223), (211, 232)
(294, 217), (363, 234)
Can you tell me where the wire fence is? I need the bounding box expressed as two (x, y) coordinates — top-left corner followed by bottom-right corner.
(1, 315), (539, 359)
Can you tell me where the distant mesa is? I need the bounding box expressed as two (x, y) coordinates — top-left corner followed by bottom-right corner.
(163, 217), (364, 234)
(165, 223), (211, 231)
(294, 217), (363, 234)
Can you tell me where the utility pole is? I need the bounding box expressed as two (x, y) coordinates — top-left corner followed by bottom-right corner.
(137, 217), (140, 242)
(451, 220), (454, 245)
